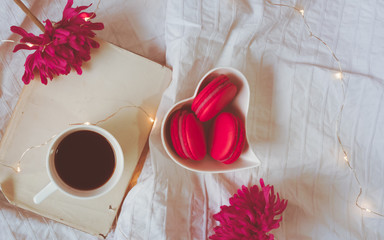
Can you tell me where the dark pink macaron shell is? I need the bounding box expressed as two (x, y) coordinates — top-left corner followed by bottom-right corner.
(210, 112), (245, 164)
(169, 109), (207, 161)
(192, 75), (237, 122)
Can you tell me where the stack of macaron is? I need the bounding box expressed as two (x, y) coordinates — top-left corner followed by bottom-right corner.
(169, 74), (245, 164)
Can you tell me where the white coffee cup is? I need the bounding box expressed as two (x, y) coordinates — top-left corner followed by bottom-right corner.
(33, 125), (124, 204)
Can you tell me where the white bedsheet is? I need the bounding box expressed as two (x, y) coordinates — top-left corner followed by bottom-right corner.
(1, 0), (384, 239)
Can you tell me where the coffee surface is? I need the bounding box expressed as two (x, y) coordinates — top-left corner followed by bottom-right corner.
(54, 130), (115, 190)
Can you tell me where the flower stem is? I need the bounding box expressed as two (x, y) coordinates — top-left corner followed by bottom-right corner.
(13, 0), (44, 32)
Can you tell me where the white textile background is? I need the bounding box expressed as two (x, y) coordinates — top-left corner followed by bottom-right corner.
(1, 0), (384, 239)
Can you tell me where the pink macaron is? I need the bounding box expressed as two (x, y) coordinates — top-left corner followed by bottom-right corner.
(210, 112), (245, 164)
(170, 109), (207, 161)
(191, 74), (237, 122)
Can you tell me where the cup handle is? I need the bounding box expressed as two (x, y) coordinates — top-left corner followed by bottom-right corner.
(33, 182), (57, 204)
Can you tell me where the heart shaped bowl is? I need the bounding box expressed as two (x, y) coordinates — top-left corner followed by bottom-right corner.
(161, 67), (261, 173)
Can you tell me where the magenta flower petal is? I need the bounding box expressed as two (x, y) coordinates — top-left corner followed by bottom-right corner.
(12, 44), (37, 52)
(10, 0), (103, 85)
(210, 179), (288, 240)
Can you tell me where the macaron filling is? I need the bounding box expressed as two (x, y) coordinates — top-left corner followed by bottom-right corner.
(170, 111), (188, 159)
(170, 109), (206, 161)
(192, 75), (227, 113)
(179, 112), (194, 159)
(194, 81), (230, 118)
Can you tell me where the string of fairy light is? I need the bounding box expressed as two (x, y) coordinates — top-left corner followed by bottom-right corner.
(0, 105), (155, 173)
(0, 0), (157, 173)
(1, 0), (382, 221)
(265, 0), (384, 217)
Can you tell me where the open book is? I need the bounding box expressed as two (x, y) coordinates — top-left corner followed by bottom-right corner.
(0, 40), (172, 237)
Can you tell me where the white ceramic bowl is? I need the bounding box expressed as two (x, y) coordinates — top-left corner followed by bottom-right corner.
(161, 67), (261, 173)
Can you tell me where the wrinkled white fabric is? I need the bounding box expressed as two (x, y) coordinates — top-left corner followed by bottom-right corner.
(1, 0), (384, 239)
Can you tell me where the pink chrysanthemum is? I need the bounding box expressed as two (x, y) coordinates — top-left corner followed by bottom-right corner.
(210, 179), (288, 240)
(10, 0), (103, 85)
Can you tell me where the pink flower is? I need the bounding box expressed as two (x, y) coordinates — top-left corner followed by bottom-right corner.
(11, 0), (103, 85)
(210, 179), (288, 240)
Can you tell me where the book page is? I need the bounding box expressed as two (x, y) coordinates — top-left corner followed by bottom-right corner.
(0, 40), (172, 236)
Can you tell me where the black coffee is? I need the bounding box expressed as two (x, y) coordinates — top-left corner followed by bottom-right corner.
(54, 130), (115, 191)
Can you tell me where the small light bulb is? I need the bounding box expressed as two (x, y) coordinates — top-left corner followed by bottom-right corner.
(366, 208), (372, 213)
(344, 155), (348, 162)
(26, 43), (34, 47)
(299, 9), (304, 16)
(149, 117), (155, 123)
(16, 164), (21, 173)
(83, 17), (90, 22)
(335, 72), (343, 80)
(84, 122), (91, 125)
